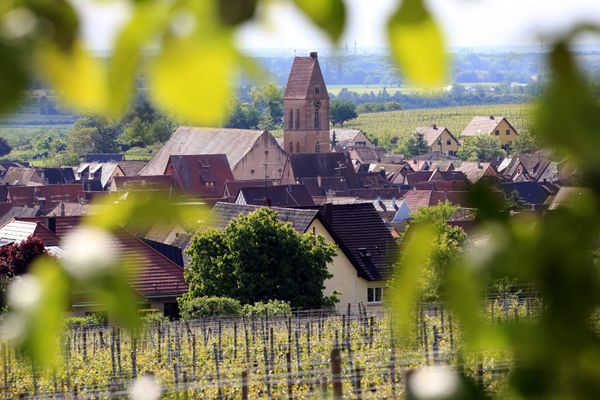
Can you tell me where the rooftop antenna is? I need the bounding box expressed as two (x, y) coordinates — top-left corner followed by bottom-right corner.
(260, 161), (280, 206)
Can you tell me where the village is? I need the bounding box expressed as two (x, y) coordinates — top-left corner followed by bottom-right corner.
(0, 52), (582, 318)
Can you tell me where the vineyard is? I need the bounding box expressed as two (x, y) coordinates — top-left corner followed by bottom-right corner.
(344, 103), (534, 150)
(0, 296), (543, 399)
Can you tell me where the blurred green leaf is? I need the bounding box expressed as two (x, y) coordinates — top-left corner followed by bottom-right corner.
(389, 223), (434, 340)
(148, 35), (237, 126)
(0, 41), (29, 113)
(23, 0), (79, 51)
(23, 257), (70, 369)
(293, 0), (346, 42)
(37, 41), (108, 112)
(108, 1), (171, 117)
(387, 0), (447, 86)
(218, 0), (258, 26)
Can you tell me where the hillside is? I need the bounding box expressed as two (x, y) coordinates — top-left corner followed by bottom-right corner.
(343, 103), (534, 149)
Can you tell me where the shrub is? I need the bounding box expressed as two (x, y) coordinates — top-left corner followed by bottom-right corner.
(139, 309), (169, 325)
(65, 314), (105, 328)
(242, 300), (292, 317)
(178, 296), (241, 320)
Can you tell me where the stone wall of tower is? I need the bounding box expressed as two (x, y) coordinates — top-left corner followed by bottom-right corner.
(283, 52), (331, 154)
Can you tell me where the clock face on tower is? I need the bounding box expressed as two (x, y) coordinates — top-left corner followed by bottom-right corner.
(313, 100), (321, 109)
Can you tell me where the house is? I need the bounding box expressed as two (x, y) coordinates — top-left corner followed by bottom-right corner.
(400, 190), (469, 213)
(165, 154), (234, 200)
(75, 163), (125, 191)
(414, 125), (460, 155)
(349, 147), (382, 165)
(283, 52), (331, 153)
(454, 162), (499, 184)
(500, 181), (559, 208)
(547, 187), (590, 210)
(139, 127), (288, 182)
(223, 180), (274, 202)
(1, 167), (76, 186)
(281, 152), (360, 189)
(118, 160), (148, 176)
(14, 215), (188, 318)
(110, 175), (176, 192)
(331, 129), (374, 150)
(235, 184), (314, 207)
(461, 115), (518, 148)
(7, 184), (86, 213)
(0, 219), (63, 256)
(211, 202), (397, 308)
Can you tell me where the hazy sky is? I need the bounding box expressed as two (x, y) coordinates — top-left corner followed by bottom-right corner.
(73, 0), (600, 52)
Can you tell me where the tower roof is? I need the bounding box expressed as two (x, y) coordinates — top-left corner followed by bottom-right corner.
(283, 52), (328, 100)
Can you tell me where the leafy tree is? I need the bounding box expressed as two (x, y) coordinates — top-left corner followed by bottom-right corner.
(225, 101), (260, 129)
(405, 132), (430, 156)
(457, 135), (507, 162)
(119, 97), (174, 149)
(250, 83), (283, 130)
(513, 129), (539, 153)
(184, 208), (336, 308)
(406, 202), (467, 301)
(0, 137), (12, 157)
(68, 116), (120, 155)
(0, 237), (46, 277)
(329, 99), (358, 127)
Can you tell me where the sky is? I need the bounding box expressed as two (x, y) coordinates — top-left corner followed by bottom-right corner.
(72, 0), (600, 53)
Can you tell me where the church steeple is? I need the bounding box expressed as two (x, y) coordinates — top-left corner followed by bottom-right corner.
(283, 52), (330, 154)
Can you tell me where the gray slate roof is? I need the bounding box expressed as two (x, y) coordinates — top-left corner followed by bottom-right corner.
(211, 202), (318, 233)
(139, 127), (266, 176)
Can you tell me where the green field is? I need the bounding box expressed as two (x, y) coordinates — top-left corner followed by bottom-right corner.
(343, 103), (534, 149)
(327, 84), (446, 96)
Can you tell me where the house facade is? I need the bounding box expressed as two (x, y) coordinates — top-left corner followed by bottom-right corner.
(415, 125), (461, 155)
(461, 115), (518, 148)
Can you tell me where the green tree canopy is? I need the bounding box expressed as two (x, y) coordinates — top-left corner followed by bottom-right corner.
(184, 208), (337, 308)
(329, 99), (358, 127)
(0, 137), (12, 157)
(249, 83), (283, 130)
(405, 132), (430, 156)
(225, 101), (260, 129)
(457, 134), (507, 162)
(68, 116), (120, 155)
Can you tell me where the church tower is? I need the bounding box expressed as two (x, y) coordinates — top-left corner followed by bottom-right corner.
(283, 52), (330, 153)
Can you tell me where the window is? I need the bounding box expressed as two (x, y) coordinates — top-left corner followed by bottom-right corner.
(437, 139), (442, 145)
(315, 142), (320, 152)
(296, 142), (300, 153)
(367, 287), (383, 304)
(164, 302), (180, 320)
(495, 130), (500, 136)
(505, 129), (510, 135)
(295, 109), (300, 129)
(356, 141), (366, 147)
(315, 86), (320, 94)
(447, 140), (452, 145)
(289, 109), (294, 129)
(314, 110), (320, 129)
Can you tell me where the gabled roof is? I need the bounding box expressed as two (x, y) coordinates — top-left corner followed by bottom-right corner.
(317, 203), (398, 280)
(84, 153), (124, 163)
(223, 180), (274, 201)
(301, 176), (348, 196)
(350, 147), (381, 164)
(454, 162), (498, 183)
(500, 181), (558, 206)
(330, 129), (369, 149)
(46, 201), (95, 217)
(415, 126), (459, 147)
(139, 127), (269, 175)
(17, 216), (82, 238)
(166, 154), (233, 199)
(7, 184), (86, 212)
(333, 188), (405, 199)
(287, 152), (360, 188)
(212, 202), (319, 233)
(0, 205), (41, 227)
(118, 160), (148, 176)
(357, 172), (388, 189)
(1, 167), (42, 186)
(461, 115), (517, 137)
(283, 53), (328, 99)
(112, 175), (175, 192)
(400, 190), (469, 212)
(0, 219), (60, 246)
(236, 184), (315, 207)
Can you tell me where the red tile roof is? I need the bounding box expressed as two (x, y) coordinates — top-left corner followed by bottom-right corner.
(7, 184), (85, 213)
(283, 53), (328, 100)
(165, 154), (233, 199)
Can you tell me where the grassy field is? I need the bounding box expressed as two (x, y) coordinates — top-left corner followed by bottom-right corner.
(344, 103), (534, 149)
(327, 84), (446, 96)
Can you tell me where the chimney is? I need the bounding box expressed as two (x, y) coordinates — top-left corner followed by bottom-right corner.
(477, 161), (483, 169)
(48, 217), (56, 233)
(432, 124), (437, 130)
(489, 115), (494, 120)
(60, 201), (65, 217)
(310, 52), (318, 59)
